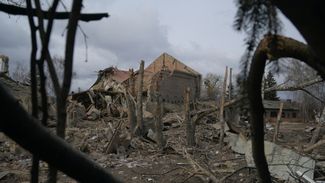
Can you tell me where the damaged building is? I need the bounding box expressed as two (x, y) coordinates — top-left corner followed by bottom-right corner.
(139, 52), (201, 103)
(263, 99), (301, 123)
(72, 53), (201, 108)
(70, 66), (132, 120)
(0, 55), (31, 113)
(70, 53), (201, 120)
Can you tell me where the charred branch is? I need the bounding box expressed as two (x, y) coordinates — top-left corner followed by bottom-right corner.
(0, 2), (109, 22)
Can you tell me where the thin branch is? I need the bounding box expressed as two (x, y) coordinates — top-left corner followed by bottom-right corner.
(180, 172), (201, 183)
(59, 0), (89, 63)
(0, 2), (109, 22)
(220, 166), (255, 182)
(183, 148), (218, 183)
(265, 77), (323, 92)
(304, 139), (325, 153)
(300, 88), (325, 104)
(265, 77), (325, 104)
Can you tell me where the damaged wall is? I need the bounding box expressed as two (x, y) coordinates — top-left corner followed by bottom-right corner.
(149, 70), (200, 103)
(137, 52), (202, 103)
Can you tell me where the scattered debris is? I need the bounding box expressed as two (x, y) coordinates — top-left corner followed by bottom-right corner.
(2, 54), (325, 183)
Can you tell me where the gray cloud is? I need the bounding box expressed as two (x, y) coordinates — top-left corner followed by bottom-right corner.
(0, 14), (30, 73)
(168, 43), (240, 78)
(0, 1), (243, 93)
(68, 2), (172, 90)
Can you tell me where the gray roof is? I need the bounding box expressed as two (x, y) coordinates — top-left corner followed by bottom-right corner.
(263, 100), (299, 110)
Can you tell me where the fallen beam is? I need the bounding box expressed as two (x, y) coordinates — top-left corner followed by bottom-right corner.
(0, 83), (121, 183)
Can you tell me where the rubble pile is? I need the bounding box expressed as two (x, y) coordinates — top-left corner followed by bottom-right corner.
(2, 97), (325, 182)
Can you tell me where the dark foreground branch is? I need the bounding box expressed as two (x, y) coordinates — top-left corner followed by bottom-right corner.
(272, 0), (325, 66)
(0, 2), (109, 22)
(0, 83), (121, 183)
(247, 34), (325, 183)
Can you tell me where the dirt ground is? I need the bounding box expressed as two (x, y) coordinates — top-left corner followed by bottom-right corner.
(0, 113), (324, 182)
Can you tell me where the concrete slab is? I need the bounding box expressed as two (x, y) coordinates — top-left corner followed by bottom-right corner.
(224, 132), (247, 154)
(246, 140), (315, 182)
(225, 132), (315, 182)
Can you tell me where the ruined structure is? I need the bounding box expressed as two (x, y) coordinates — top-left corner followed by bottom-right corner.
(139, 52), (201, 103)
(70, 67), (132, 120)
(72, 53), (201, 107)
(0, 54), (9, 76)
(0, 55), (31, 112)
(233, 99), (301, 125)
(263, 100), (301, 123)
(69, 53), (201, 122)
(91, 67), (131, 93)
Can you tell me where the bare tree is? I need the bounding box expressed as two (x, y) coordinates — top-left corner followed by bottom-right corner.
(11, 63), (30, 83)
(46, 55), (77, 96)
(284, 59), (325, 121)
(203, 73), (222, 100)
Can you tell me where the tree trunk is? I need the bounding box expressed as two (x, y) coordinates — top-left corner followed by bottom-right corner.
(185, 87), (195, 146)
(136, 60), (144, 135)
(128, 69), (135, 96)
(155, 93), (164, 150)
(310, 107), (325, 145)
(228, 67), (232, 100)
(48, 1), (83, 181)
(219, 66), (228, 146)
(126, 93), (136, 134)
(273, 102), (283, 143)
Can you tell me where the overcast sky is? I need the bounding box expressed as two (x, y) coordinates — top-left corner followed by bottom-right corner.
(0, 0), (305, 92)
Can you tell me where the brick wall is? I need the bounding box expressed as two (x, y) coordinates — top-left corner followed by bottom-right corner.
(151, 71), (200, 103)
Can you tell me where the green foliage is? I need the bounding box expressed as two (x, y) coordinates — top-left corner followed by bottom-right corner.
(264, 71), (279, 100)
